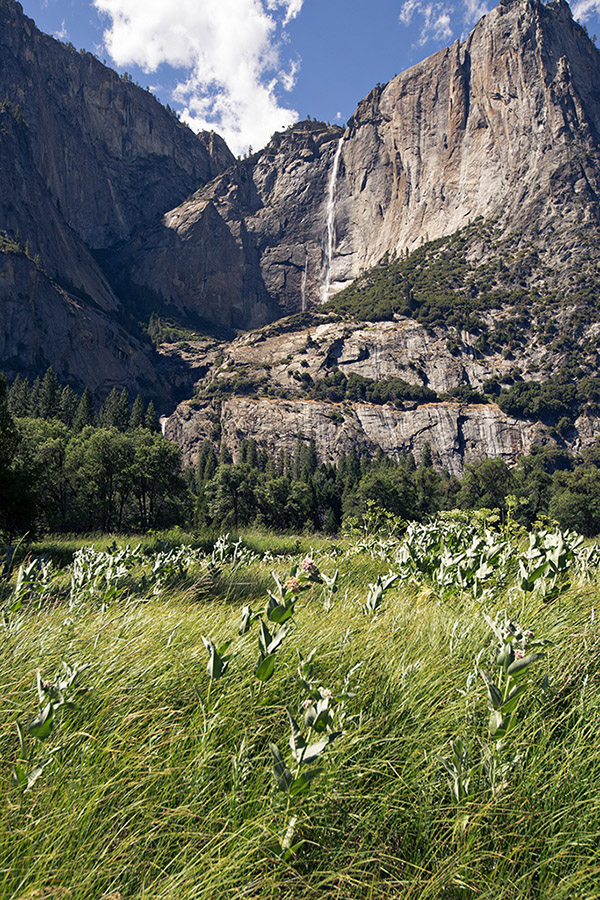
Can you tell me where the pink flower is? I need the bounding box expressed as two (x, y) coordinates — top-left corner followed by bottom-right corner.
(514, 648), (525, 660)
(302, 698), (313, 710)
(301, 557), (320, 576)
(284, 576), (302, 594)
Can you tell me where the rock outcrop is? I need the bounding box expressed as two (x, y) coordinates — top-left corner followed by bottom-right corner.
(165, 395), (551, 477)
(161, 309), (600, 475)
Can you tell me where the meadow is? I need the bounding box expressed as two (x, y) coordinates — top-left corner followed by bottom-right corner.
(2, 515), (600, 900)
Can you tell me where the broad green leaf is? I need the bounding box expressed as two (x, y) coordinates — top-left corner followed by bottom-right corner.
(238, 605), (252, 635)
(269, 743), (292, 792)
(287, 709), (306, 757)
(25, 756), (55, 791)
(481, 671), (503, 710)
(27, 703), (54, 741)
(201, 636), (227, 679)
(295, 732), (341, 766)
(268, 626), (288, 654)
(258, 620), (272, 656)
(500, 683), (526, 715)
(496, 644), (513, 670)
(12, 763), (27, 789)
(289, 767), (325, 796)
(254, 653), (276, 682)
(270, 571), (283, 594)
(304, 698), (333, 732)
(507, 653), (542, 679)
(258, 621), (286, 655)
(36, 670), (46, 704)
(267, 603), (294, 625)
(15, 721), (26, 757)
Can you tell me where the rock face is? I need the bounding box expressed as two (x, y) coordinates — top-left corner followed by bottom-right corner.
(165, 395), (550, 478)
(116, 0), (600, 319)
(161, 311), (600, 475)
(0, 0), (234, 393)
(0, 104), (163, 395)
(0, 0), (234, 249)
(218, 317), (551, 396)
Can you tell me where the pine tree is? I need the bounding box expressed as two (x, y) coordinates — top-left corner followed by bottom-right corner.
(39, 366), (59, 419)
(324, 506), (338, 534)
(144, 400), (158, 432)
(301, 438), (318, 480)
(0, 374), (34, 534)
(116, 388), (130, 431)
(8, 375), (30, 417)
(73, 386), (94, 432)
(196, 440), (217, 489)
(59, 384), (79, 427)
(28, 376), (42, 417)
(129, 394), (145, 429)
(246, 438), (258, 468)
(98, 386), (120, 428)
(420, 442), (433, 469)
(291, 434), (304, 481)
(219, 441), (232, 464)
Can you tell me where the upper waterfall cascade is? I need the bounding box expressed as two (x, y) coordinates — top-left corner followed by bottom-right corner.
(321, 137), (344, 304)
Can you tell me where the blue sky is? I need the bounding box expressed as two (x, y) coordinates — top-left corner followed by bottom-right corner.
(20, 0), (600, 156)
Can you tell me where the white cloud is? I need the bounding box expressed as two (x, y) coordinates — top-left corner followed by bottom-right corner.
(572, 0), (600, 20)
(400, 1), (455, 45)
(267, 0), (303, 25)
(463, 0), (490, 24)
(54, 19), (68, 40)
(93, 0), (304, 155)
(279, 58), (300, 92)
(399, 0), (492, 45)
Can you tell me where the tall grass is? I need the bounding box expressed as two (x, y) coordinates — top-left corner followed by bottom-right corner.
(1, 530), (600, 899)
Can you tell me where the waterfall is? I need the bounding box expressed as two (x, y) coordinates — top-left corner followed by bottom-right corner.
(301, 248), (309, 312)
(321, 136), (344, 304)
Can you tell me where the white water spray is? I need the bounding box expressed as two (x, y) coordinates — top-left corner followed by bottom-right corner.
(301, 248), (309, 312)
(321, 136), (344, 304)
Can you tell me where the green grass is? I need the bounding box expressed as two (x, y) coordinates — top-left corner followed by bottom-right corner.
(15, 529), (330, 568)
(1, 529), (600, 899)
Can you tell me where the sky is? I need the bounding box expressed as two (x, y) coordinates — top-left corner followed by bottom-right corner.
(19, 0), (600, 156)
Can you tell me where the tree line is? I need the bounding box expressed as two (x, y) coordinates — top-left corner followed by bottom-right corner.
(4, 369), (600, 537)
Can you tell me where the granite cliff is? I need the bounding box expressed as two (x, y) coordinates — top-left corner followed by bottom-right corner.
(114, 0), (600, 319)
(0, 0), (233, 394)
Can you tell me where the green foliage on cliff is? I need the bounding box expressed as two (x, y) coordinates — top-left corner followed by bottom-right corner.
(496, 373), (600, 428)
(308, 370), (438, 406)
(322, 221), (600, 375)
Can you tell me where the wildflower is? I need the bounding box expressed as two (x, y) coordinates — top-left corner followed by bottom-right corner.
(302, 698), (313, 710)
(523, 629), (535, 640)
(321, 688), (333, 700)
(301, 557), (320, 576)
(514, 648), (525, 660)
(284, 576), (302, 594)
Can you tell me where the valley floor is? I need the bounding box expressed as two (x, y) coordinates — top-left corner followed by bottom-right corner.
(2, 520), (600, 900)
